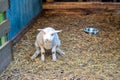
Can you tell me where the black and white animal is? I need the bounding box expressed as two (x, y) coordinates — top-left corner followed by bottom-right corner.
(31, 27), (65, 61)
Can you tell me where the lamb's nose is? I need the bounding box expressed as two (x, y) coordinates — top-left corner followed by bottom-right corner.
(45, 39), (49, 42)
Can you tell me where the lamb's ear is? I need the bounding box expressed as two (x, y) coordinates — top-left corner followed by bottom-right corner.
(37, 29), (43, 31)
(55, 30), (62, 33)
(37, 29), (46, 34)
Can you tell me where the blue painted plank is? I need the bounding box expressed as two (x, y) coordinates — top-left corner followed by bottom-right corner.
(7, 0), (42, 39)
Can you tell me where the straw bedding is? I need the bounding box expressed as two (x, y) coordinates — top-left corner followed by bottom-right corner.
(0, 10), (120, 80)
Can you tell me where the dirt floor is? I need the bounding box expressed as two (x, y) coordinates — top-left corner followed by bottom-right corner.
(0, 9), (120, 80)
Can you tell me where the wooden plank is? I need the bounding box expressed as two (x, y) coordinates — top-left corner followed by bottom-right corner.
(0, 0), (9, 13)
(7, 0), (42, 39)
(43, 2), (120, 10)
(12, 12), (41, 45)
(0, 20), (10, 38)
(0, 41), (12, 73)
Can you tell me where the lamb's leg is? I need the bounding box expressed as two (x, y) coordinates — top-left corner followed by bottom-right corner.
(40, 46), (45, 61)
(52, 46), (57, 61)
(56, 47), (65, 55)
(31, 47), (40, 60)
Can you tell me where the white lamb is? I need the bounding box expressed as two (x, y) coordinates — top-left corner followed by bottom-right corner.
(31, 27), (65, 61)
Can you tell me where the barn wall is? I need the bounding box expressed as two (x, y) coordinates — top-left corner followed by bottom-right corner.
(7, 0), (42, 39)
(54, 0), (119, 1)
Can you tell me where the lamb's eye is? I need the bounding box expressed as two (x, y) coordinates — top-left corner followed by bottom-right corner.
(51, 34), (54, 36)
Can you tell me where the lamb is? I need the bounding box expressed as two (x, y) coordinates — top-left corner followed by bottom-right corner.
(31, 27), (65, 61)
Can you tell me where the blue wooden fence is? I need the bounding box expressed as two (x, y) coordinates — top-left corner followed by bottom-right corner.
(7, 0), (42, 39)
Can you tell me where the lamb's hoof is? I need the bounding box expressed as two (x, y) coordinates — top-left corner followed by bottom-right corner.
(30, 56), (35, 60)
(41, 59), (45, 62)
(62, 52), (65, 55)
(52, 59), (56, 62)
(52, 57), (57, 62)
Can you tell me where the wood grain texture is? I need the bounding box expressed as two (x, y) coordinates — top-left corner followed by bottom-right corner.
(0, 41), (12, 73)
(0, 20), (10, 38)
(43, 2), (120, 10)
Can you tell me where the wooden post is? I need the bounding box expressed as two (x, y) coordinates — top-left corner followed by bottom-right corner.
(0, 41), (12, 73)
(0, 0), (12, 73)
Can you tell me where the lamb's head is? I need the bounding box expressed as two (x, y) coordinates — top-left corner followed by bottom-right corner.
(38, 27), (62, 42)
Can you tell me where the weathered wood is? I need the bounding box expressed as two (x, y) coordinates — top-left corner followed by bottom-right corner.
(86, 0), (101, 1)
(0, 20), (10, 38)
(46, 0), (54, 2)
(43, 2), (120, 10)
(0, 41), (12, 73)
(0, 0), (9, 13)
